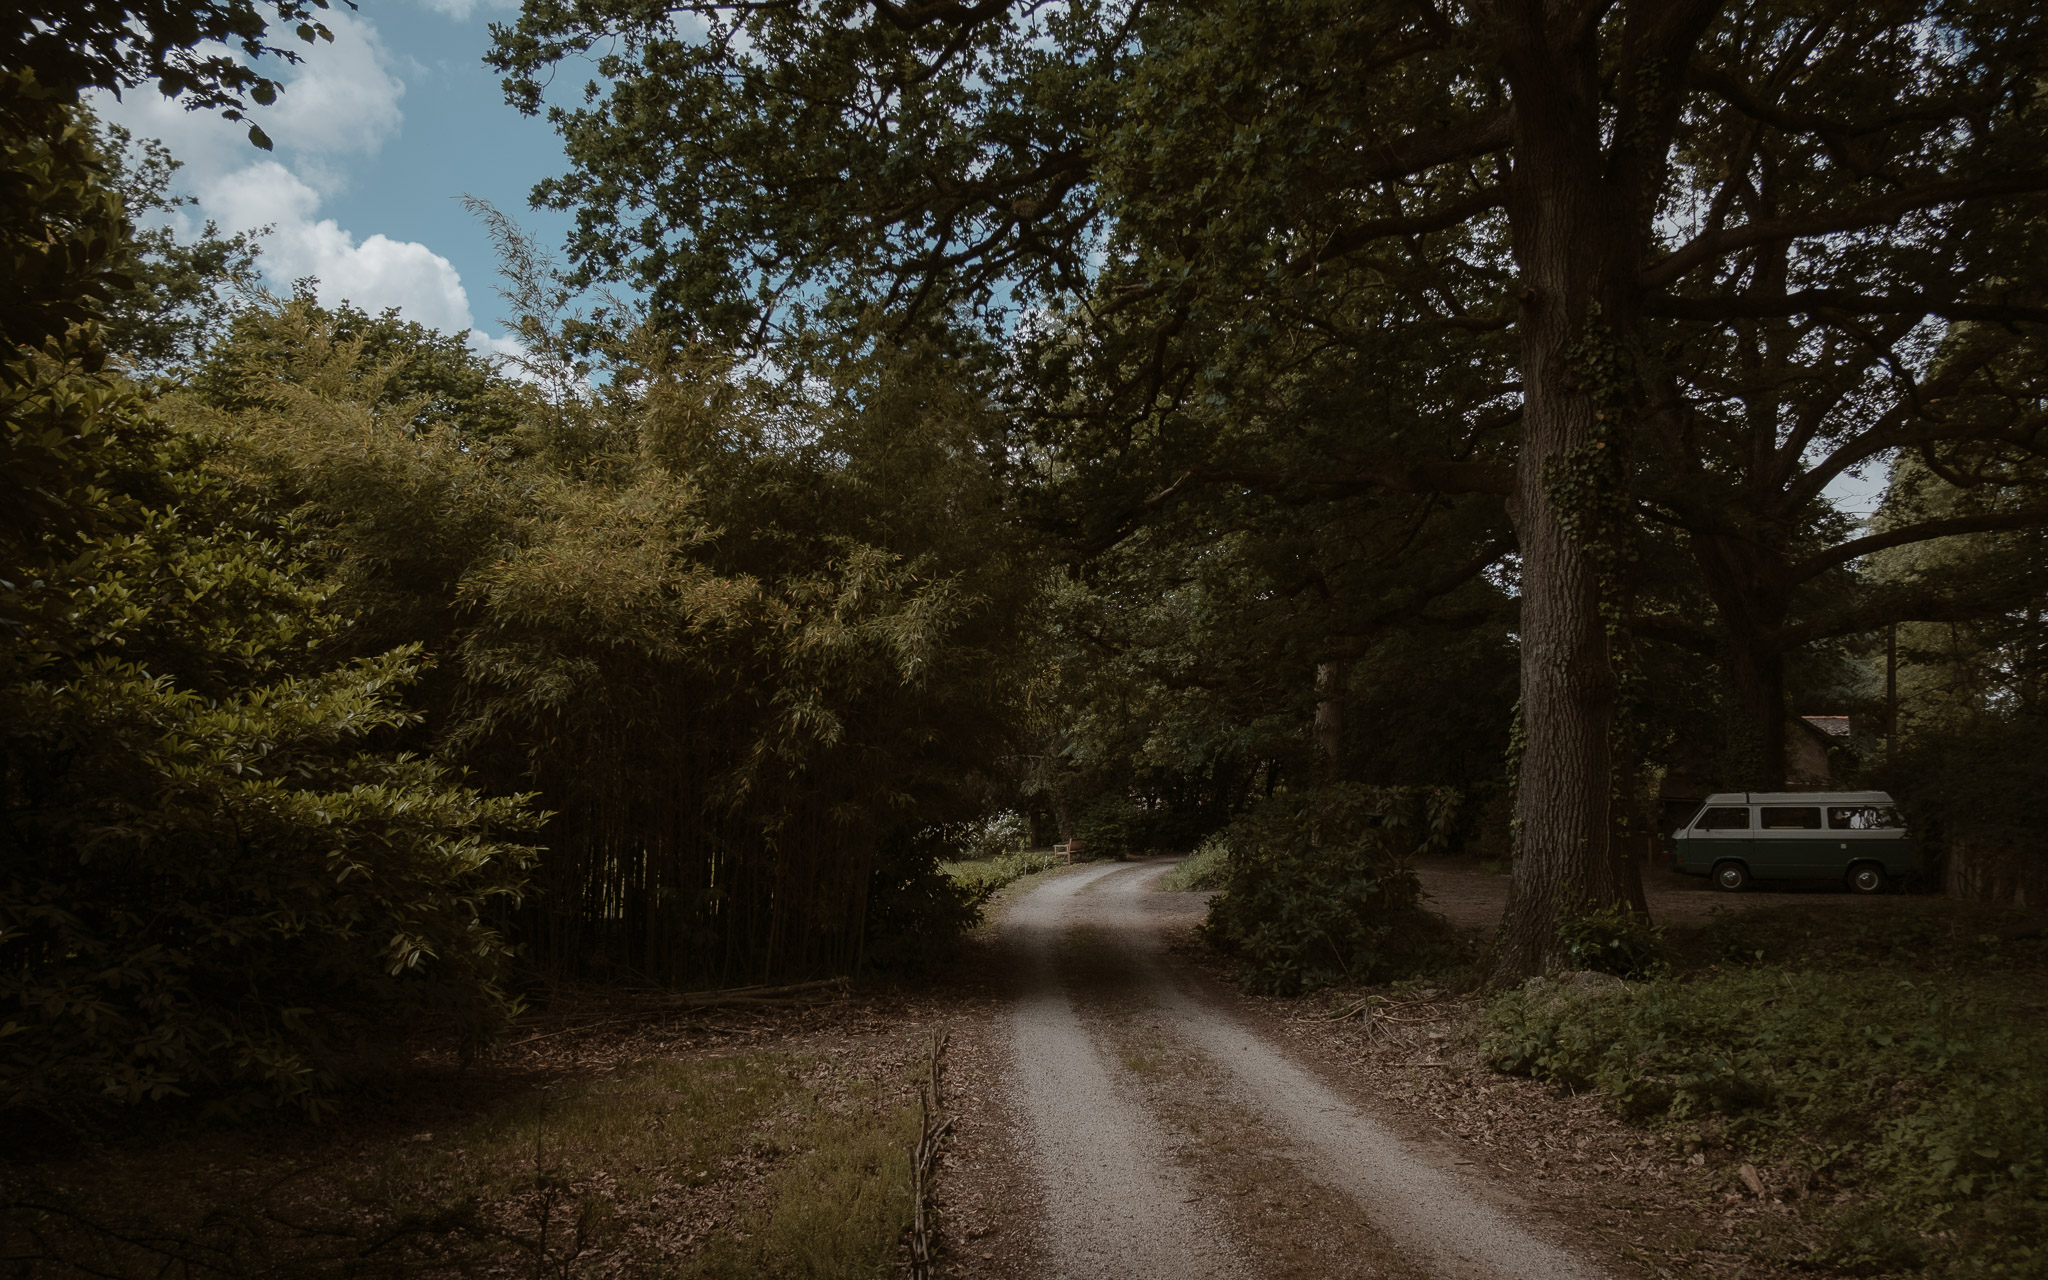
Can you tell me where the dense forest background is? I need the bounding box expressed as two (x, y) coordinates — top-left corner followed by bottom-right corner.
(6, 0), (2048, 1129)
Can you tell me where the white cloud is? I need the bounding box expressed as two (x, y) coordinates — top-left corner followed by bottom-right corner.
(467, 329), (529, 360)
(92, 12), (404, 175)
(263, 16), (406, 156)
(206, 161), (476, 332)
(88, 11), (511, 351)
(417, 0), (517, 20)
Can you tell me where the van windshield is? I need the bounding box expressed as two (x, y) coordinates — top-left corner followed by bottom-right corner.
(1693, 806), (1750, 830)
(1828, 806), (1904, 830)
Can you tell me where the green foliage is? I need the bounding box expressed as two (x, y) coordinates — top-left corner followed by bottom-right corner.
(3, 0), (342, 147)
(1554, 903), (1666, 979)
(89, 116), (262, 376)
(0, 402), (539, 1122)
(1484, 971), (2048, 1276)
(3, 651), (537, 1122)
(1158, 833), (1231, 892)
(954, 810), (1029, 862)
(1, 88), (540, 1127)
(943, 850), (1063, 904)
(858, 834), (986, 972)
(0, 68), (132, 572)
(1073, 791), (1139, 859)
(196, 288), (526, 440)
(179, 288), (1040, 987)
(1200, 784), (1461, 995)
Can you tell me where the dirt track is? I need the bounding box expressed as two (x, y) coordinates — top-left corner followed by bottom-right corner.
(998, 860), (1608, 1280)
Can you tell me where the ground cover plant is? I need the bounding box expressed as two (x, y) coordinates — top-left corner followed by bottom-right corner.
(1484, 901), (2048, 1277)
(941, 851), (1065, 908)
(1157, 835), (1230, 893)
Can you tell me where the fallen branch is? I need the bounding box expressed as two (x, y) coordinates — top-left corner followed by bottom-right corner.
(907, 1029), (954, 1280)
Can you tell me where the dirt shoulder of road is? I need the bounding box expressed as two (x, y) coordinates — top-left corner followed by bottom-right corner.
(1170, 863), (2027, 1280)
(0, 861), (1095, 1280)
(3, 974), (1022, 1278)
(1174, 941), (1748, 1279)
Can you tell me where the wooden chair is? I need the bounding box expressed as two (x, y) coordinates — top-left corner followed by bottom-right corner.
(1052, 838), (1085, 865)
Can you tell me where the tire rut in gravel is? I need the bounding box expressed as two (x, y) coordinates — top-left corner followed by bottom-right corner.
(1003, 860), (1611, 1280)
(1002, 863), (1249, 1279)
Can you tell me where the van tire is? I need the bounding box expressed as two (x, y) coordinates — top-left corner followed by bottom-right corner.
(1713, 861), (1749, 892)
(1847, 862), (1888, 894)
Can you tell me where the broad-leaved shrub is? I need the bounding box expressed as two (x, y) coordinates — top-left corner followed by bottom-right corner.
(1555, 902), (1667, 978)
(1201, 785), (1460, 994)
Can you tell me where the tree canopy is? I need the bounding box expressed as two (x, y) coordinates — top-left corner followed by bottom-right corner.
(492, 0), (2048, 974)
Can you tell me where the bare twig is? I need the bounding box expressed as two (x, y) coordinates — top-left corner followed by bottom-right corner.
(907, 1029), (954, 1280)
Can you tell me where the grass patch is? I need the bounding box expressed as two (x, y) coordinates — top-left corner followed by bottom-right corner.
(1484, 900), (2048, 1277)
(941, 849), (1063, 903)
(685, 1078), (916, 1279)
(4, 1049), (921, 1278)
(1158, 835), (1229, 892)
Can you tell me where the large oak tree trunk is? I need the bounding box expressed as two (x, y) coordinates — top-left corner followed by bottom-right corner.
(1487, 27), (1632, 982)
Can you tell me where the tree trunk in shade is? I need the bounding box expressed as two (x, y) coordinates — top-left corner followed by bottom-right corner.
(1314, 660), (1347, 775)
(1485, 13), (1653, 982)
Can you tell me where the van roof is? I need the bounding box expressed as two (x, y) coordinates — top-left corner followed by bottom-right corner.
(1701, 791), (1895, 805)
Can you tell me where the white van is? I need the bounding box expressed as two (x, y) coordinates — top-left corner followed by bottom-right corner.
(1673, 791), (1919, 892)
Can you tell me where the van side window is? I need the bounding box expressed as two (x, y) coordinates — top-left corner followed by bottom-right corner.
(1694, 806), (1750, 830)
(1760, 807), (1822, 829)
(1827, 806), (1903, 830)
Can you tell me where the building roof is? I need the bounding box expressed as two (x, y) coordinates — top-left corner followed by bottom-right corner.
(1800, 715), (1852, 737)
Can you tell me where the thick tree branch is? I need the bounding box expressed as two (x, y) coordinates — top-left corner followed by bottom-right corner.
(1687, 66), (1987, 179)
(1295, 187), (1505, 271)
(1639, 170), (2048, 288)
(1645, 290), (2048, 325)
(1320, 537), (1518, 652)
(1197, 461), (1516, 498)
(1072, 459), (1514, 558)
(1788, 507), (2048, 583)
(1356, 110), (1513, 183)
(1781, 582), (2045, 649)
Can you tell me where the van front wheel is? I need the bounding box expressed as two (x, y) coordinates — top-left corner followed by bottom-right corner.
(1713, 861), (1750, 892)
(1847, 863), (1888, 895)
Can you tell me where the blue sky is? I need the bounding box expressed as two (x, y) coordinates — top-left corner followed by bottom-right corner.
(93, 0), (579, 355)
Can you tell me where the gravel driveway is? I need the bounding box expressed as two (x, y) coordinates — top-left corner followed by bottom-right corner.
(999, 860), (1608, 1280)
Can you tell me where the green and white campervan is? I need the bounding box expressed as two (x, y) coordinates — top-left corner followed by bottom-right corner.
(1673, 791), (1919, 893)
